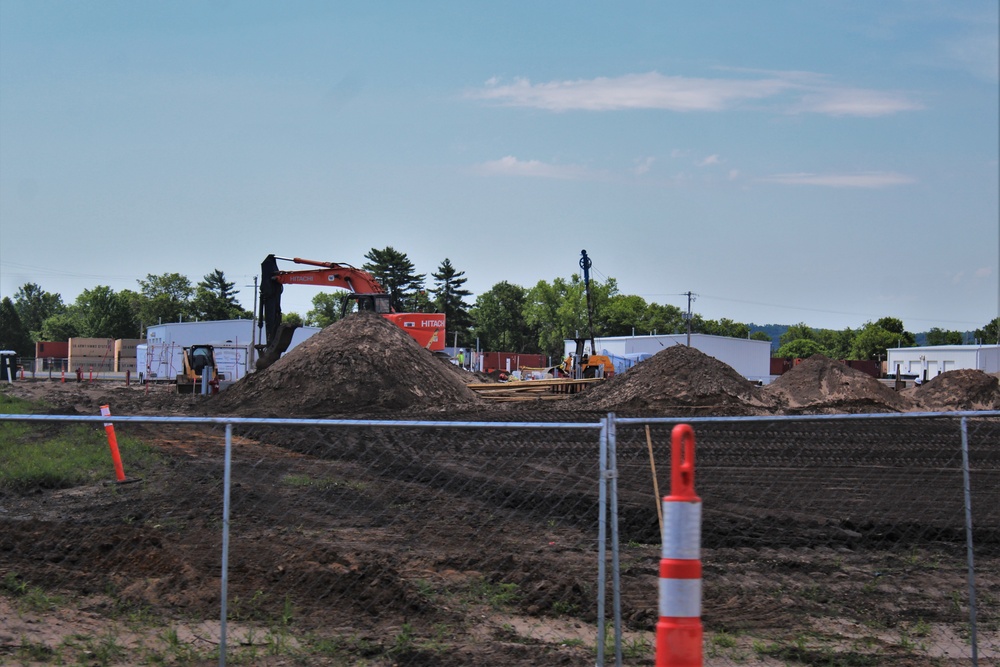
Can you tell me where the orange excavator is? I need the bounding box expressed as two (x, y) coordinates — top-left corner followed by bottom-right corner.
(255, 254), (445, 370)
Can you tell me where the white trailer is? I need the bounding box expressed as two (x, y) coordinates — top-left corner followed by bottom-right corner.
(141, 320), (320, 382)
(565, 333), (773, 383)
(886, 344), (1000, 381)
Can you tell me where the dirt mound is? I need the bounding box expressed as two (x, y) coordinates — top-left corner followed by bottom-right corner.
(211, 312), (481, 417)
(765, 354), (913, 413)
(910, 369), (1000, 411)
(572, 343), (776, 415)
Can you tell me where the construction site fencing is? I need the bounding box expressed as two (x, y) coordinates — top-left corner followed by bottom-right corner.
(0, 410), (997, 666)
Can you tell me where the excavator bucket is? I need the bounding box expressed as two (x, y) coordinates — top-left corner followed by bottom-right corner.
(255, 324), (297, 370)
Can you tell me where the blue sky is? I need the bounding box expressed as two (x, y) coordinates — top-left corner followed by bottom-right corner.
(1, 1), (997, 333)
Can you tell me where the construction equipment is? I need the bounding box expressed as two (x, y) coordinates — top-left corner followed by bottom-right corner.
(570, 250), (615, 379)
(563, 337), (615, 379)
(255, 254), (446, 370)
(177, 344), (222, 394)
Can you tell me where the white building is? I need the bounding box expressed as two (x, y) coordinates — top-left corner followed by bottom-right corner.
(565, 333), (772, 383)
(886, 344), (1000, 380)
(139, 319), (320, 382)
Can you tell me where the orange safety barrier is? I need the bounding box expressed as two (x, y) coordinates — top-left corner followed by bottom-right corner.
(656, 423), (702, 667)
(100, 405), (127, 483)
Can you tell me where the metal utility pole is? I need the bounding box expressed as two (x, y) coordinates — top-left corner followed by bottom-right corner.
(249, 275), (259, 371)
(683, 291), (696, 346)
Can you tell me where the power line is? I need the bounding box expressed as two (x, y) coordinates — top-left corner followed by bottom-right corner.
(637, 291), (988, 329)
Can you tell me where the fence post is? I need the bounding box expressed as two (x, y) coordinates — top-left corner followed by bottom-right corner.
(609, 413), (622, 665)
(960, 417), (980, 666)
(596, 417), (609, 666)
(220, 422), (233, 667)
(656, 423), (702, 667)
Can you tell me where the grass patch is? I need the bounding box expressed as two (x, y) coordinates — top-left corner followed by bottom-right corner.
(0, 394), (159, 492)
(2, 572), (64, 612)
(465, 578), (521, 609)
(754, 636), (882, 666)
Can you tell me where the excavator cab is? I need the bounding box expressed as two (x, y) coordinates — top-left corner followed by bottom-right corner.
(342, 293), (393, 316)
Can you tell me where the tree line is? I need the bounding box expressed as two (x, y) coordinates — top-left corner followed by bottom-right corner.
(2, 245), (998, 363)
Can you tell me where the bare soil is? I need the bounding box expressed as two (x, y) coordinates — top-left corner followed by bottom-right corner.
(2, 314), (998, 665)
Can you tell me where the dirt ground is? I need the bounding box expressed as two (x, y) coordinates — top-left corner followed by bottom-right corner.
(1, 314), (999, 665)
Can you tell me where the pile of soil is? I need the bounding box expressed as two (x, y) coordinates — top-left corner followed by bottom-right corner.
(15, 329), (999, 419)
(571, 343), (777, 415)
(910, 369), (1000, 411)
(211, 312), (481, 417)
(764, 354), (912, 414)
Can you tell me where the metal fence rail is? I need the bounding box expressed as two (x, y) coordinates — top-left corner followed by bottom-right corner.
(0, 410), (997, 666)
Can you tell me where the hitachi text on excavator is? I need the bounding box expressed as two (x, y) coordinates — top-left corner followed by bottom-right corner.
(254, 255), (446, 370)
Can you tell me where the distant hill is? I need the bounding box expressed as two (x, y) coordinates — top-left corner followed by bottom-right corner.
(747, 324), (787, 351)
(747, 324), (977, 353)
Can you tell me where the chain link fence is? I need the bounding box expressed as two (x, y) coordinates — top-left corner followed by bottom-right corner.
(1, 409), (997, 666)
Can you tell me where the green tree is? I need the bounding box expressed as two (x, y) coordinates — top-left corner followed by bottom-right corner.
(874, 316), (913, 341)
(775, 338), (826, 359)
(523, 278), (573, 356)
(815, 328), (855, 359)
(362, 247), (426, 312)
(13, 283), (65, 338)
(925, 327), (964, 346)
(0, 297), (33, 355)
(779, 323), (816, 347)
(642, 302), (685, 335)
(40, 313), (81, 342)
(283, 312), (304, 327)
(523, 274), (617, 358)
(430, 258), (474, 346)
(137, 273), (194, 325)
(471, 282), (534, 353)
(850, 318), (915, 361)
(306, 292), (344, 328)
(974, 317), (999, 345)
(602, 294), (648, 336)
(192, 269), (250, 321)
(700, 318), (751, 338)
(750, 331), (772, 343)
(74, 286), (138, 339)
(407, 289), (434, 314)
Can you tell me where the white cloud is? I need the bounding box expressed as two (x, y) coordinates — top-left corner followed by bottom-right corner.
(632, 157), (655, 175)
(471, 71), (923, 117)
(944, 32), (1000, 82)
(476, 156), (598, 180)
(791, 87), (924, 117)
(698, 154), (721, 167)
(759, 171), (916, 188)
(975, 267), (993, 278)
(472, 72), (790, 112)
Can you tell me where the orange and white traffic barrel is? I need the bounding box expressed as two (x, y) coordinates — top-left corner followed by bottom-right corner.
(656, 423), (702, 667)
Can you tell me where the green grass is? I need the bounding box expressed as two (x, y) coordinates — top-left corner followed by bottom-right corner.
(466, 578), (521, 609)
(0, 392), (159, 492)
(3, 572), (65, 613)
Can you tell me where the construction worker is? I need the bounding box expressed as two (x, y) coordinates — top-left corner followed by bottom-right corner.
(560, 353), (573, 376)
